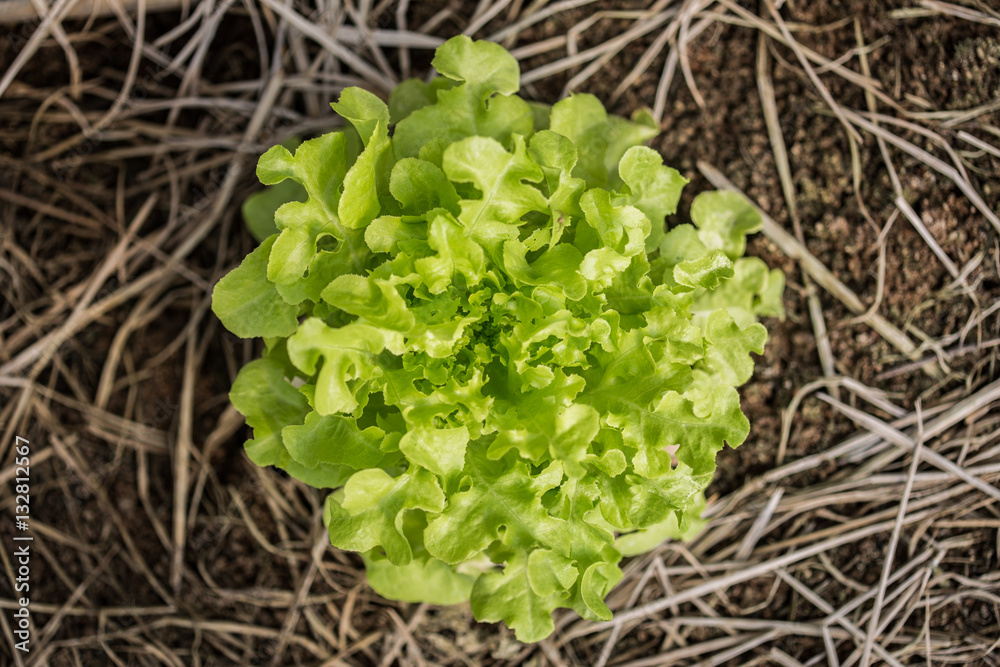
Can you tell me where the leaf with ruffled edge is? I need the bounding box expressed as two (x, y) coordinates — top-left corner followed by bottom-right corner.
(691, 257), (786, 327)
(212, 235), (298, 338)
(596, 460), (709, 532)
(390, 158), (461, 217)
(364, 549), (477, 605)
(502, 240), (587, 302)
(324, 467), (445, 564)
(546, 477), (623, 621)
(579, 329), (694, 453)
(330, 88), (393, 230)
(388, 77), (454, 124)
(698, 309), (767, 387)
(413, 211), (489, 294)
(690, 190), (762, 260)
(655, 383), (751, 476)
(470, 551), (564, 643)
(286, 318), (394, 415)
(382, 365), (491, 477)
(258, 132), (355, 285)
(443, 135), (547, 253)
(283, 411), (387, 470)
(615, 146), (687, 251)
(578, 189), (650, 290)
(673, 249), (734, 292)
(321, 274), (415, 332)
(393, 35), (533, 159)
(495, 295), (607, 392)
(527, 130), (586, 245)
(229, 355), (308, 467)
(424, 445), (567, 565)
(489, 402), (599, 478)
(616, 492), (707, 557)
(548, 94), (658, 189)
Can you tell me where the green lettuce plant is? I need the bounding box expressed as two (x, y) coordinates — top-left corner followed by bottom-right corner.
(212, 35), (783, 642)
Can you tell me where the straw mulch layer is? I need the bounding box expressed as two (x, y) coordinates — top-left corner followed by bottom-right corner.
(1, 1), (998, 665)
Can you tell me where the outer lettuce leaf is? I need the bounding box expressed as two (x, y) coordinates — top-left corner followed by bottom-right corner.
(324, 467), (445, 564)
(283, 411), (387, 470)
(700, 309), (768, 386)
(546, 477), (622, 621)
(364, 549), (476, 605)
(390, 158), (460, 216)
(393, 36), (533, 159)
(470, 551), (562, 643)
(286, 318), (391, 415)
(212, 235), (298, 338)
(388, 77), (454, 124)
(281, 459), (354, 489)
(331, 88), (393, 230)
(258, 132), (352, 285)
(692, 257), (786, 326)
(321, 274), (414, 331)
(424, 446), (566, 564)
(674, 249), (734, 291)
(657, 223), (711, 286)
(549, 94), (658, 189)
(243, 179), (304, 243)
(616, 146), (687, 251)
(616, 492), (707, 557)
(274, 248), (354, 306)
(690, 190), (763, 260)
(229, 355), (307, 467)
(657, 385), (750, 475)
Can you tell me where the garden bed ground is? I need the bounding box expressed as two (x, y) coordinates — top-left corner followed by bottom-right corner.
(1, 1), (999, 665)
